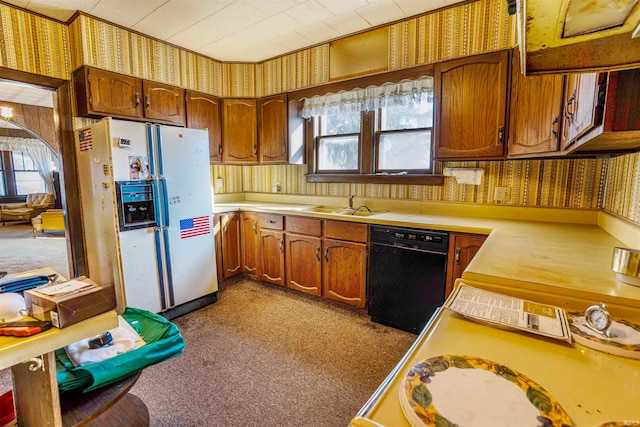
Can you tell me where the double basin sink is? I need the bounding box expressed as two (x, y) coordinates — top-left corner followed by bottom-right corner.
(303, 206), (380, 217)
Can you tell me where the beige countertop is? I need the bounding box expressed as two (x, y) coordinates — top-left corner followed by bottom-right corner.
(214, 198), (640, 310)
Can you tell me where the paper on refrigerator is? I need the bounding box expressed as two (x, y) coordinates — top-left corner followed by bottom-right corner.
(444, 283), (572, 343)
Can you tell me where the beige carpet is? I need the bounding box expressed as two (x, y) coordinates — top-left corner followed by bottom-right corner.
(0, 221), (70, 278)
(0, 227), (416, 426)
(130, 279), (415, 427)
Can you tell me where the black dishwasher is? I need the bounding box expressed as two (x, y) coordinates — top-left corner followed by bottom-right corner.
(368, 225), (449, 334)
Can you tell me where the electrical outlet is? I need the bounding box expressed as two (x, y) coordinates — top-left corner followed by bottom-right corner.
(494, 186), (512, 202)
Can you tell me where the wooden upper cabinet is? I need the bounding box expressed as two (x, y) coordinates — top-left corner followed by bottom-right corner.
(142, 81), (185, 126)
(258, 94), (288, 164)
(74, 67), (143, 119)
(560, 72), (599, 150)
(508, 54), (565, 157)
(434, 51), (509, 160)
(222, 98), (258, 164)
(186, 91), (222, 163)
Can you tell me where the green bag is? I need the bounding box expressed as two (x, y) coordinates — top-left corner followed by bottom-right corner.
(56, 307), (184, 392)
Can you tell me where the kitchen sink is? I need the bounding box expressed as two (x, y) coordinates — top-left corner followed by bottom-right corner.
(304, 206), (380, 216)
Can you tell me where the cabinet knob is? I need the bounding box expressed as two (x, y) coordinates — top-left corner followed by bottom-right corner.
(218, 144), (223, 155)
(551, 116), (559, 140)
(324, 247), (329, 263)
(316, 246), (321, 262)
(253, 144), (257, 156)
(253, 221), (257, 234)
(564, 90), (576, 125)
(455, 248), (461, 266)
(497, 126), (504, 145)
(145, 94), (150, 110)
(279, 239), (284, 253)
(135, 93), (140, 108)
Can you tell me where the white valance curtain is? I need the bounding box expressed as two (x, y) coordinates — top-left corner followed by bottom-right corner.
(0, 136), (55, 194)
(301, 76), (433, 119)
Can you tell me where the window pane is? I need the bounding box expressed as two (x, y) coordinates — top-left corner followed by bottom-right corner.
(12, 151), (37, 171)
(378, 130), (431, 171)
(381, 103), (433, 130)
(15, 171), (45, 194)
(318, 135), (359, 171)
(320, 112), (361, 135)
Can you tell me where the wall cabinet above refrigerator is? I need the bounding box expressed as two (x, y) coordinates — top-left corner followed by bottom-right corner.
(74, 66), (185, 126)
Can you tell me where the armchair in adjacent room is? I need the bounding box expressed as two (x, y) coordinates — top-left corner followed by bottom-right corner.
(0, 193), (55, 225)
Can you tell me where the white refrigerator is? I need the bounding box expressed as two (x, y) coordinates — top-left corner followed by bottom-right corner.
(74, 118), (217, 317)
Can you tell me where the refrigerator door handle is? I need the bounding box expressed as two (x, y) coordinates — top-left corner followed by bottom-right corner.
(163, 227), (176, 307)
(159, 178), (170, 226)
(154, 227), (168, 310)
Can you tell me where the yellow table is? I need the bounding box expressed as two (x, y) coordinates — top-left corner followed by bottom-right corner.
(0, 268), (117, 426)
(350, 280), (640, 427)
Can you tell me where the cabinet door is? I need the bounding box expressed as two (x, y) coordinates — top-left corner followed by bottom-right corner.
(143, 81), (185, 125)
(186, 91), (222, 163)
(445, 233), (487, 298)
(260, 229), (285, 286)
(259, 94), (288, 164)
(240, 212), (260, 279)
(434, 51), (509, 160)
(220, 213), (241, 279)
(508, 56), (564, 157)
(322, 238), (367, 308)
(560, 72), (598, 150)
(286, 233), (322, 296)
(222, 98), (258, 164)
(75, 67), (143, 119)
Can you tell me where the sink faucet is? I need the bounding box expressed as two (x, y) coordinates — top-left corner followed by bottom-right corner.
(348, 194), (355, 210)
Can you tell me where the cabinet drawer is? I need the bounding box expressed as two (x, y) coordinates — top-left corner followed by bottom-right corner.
(285, 216), (322, 236)
(324, 220), (368, 243)
(259, 214), (284, 230)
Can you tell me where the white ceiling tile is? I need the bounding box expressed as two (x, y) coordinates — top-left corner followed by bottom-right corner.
(132, 0), (231, 40)
(317, 0), (368, 16)
(272, 33), (314, 51)
(259, 13), (304, 36)
(88, 0), (167, 28)
(356, 1), (404, 26)
(295, 21), (340, 44)
(393, 0), (449, 16)
(243, 0), (297, 17)
(325, 10), (371, 35)
(285, 0), (334, 26)
(168, 13), (240, 49)
(18, 0), (99, 21)
(234, 25), (278, 44)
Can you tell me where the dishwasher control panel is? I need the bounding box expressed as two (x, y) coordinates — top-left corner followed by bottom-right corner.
(370, 225), (448, 253)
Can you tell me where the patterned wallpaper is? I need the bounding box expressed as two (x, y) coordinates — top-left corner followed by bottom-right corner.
(0, 1), (637, 225)
(0, 4), (70, 79)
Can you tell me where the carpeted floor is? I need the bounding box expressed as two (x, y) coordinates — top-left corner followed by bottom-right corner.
(0, 265), (416, 426)
(0, 221), (70, 278)
(129, 279), (416, 426)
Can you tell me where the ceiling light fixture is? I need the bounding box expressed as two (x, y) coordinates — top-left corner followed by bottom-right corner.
(0, 106), (13, 120)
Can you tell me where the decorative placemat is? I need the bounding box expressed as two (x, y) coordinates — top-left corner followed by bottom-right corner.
(567, 312), (640, 360)
(399, 355), (573, 427)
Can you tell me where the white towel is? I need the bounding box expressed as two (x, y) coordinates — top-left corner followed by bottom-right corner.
(65, 316), (143, 367)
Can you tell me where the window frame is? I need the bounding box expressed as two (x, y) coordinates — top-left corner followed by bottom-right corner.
(293, 64), (444, 185)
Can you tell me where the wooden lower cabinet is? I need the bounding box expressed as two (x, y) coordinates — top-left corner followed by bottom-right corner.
(240, 212), (259, 278)
(322, 238), (368, 308)
(285, 233), (322, 296)
(218, 212), (242, 279)
(445, 233), (487, 298)
(259, 229), (285, 286)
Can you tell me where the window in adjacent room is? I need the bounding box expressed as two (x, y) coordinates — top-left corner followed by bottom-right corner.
(0, 155), (5, 196)
(13, 150), (44, 194)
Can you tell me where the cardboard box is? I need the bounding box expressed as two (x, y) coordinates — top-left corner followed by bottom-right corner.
(24, 277), (114, 328)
